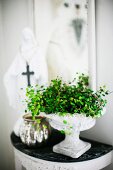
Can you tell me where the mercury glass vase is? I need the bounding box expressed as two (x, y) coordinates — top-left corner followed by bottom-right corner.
(19, 114), (51, 147)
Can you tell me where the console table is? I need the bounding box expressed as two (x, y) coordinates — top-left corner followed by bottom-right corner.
(11, 130), (113, 170)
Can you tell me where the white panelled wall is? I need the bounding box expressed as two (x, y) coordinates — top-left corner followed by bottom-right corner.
(0, 0), (113, 170)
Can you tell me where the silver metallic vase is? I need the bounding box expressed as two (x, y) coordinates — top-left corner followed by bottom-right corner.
(20, 114), (51, 147)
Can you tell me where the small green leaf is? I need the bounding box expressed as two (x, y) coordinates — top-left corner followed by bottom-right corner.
(63, 120), (67, 124)
(36, 119), (41, 124)
(60, 130), (65, 134)
(43, 125), (47, 129)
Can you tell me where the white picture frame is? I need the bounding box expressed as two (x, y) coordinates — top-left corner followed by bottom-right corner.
(29, 0), (96, 90)
(88, 0), (96, 90)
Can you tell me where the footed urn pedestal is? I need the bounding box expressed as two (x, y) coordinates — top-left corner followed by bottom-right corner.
(41, 113), (96, 158)
(53, 128), (91, 158)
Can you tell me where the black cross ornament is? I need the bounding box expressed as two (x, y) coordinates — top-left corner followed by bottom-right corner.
(22, 63), (34, 86)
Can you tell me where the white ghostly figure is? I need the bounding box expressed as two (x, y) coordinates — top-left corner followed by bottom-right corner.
(4, 27), (48, 136)
(47, 0), (88, 82)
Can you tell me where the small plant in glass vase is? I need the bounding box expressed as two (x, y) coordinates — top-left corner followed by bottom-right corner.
(25, 73), (109, 158)
(19, 85), (51, 147)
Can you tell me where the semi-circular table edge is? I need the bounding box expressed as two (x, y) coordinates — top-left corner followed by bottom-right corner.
(14, 148), (112, 170)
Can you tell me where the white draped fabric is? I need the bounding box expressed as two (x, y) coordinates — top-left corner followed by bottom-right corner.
(4, 28), (48, 136)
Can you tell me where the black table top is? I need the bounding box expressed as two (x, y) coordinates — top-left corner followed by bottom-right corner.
(11, 129), (113, 163)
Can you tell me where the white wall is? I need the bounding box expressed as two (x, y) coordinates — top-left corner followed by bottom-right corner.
(83, 0), (113, 142)
(82, 0), (113, 169)
(96, 0), (113, 169)
(0, 0), (113, 170)
(0, 0), (33, 169)
(0, 1), (6, 170)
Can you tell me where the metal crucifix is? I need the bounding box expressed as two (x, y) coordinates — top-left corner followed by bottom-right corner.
(22, 63), (34, 86)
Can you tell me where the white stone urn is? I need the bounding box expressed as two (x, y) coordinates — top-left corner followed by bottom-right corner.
(40, 109), (102, 159)
(40, 112), (97, 158)
(40, 108), (106, 158)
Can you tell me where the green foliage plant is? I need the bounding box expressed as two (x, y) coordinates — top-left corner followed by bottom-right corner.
(25, 73), (109, 120)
